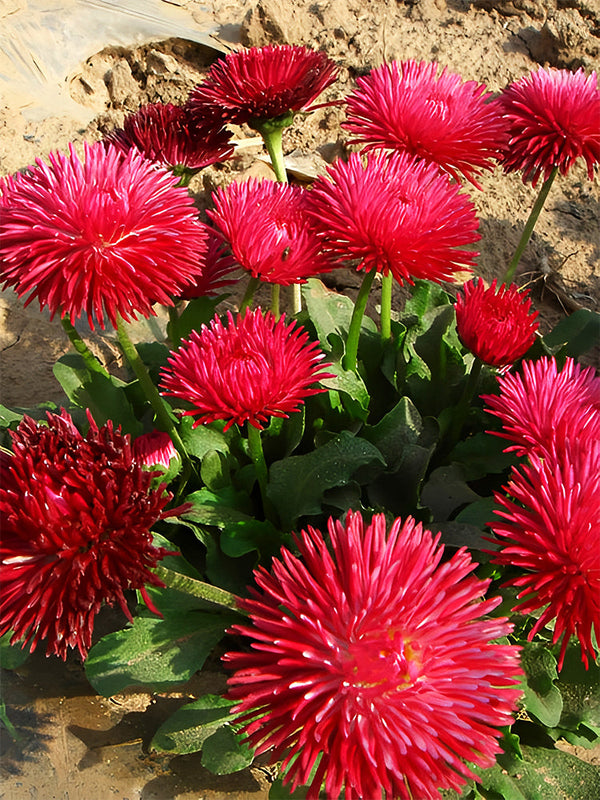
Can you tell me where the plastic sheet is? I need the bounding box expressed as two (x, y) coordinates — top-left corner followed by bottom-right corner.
(0, 0), (223, 119)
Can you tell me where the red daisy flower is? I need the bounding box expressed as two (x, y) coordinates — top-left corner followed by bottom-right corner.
(188, 44), (338, 127)
(483, 356), (600, 456)
(0, 142), (207, 330)
(0, 410), (173, 659)
(160, 309), (332, 431)
(133, 430), (178, 470)
(208, 179), (335, 285)
(224, 511), (523, 800)
(500, 67), (600, 186)
(454, 278), (539, 368)
(343, 59), (506, 187)
(307, 150), (479, 285)
(105, 102), (234, 172)
(177, 227), (239, 300)
(490, 440), (600, 670)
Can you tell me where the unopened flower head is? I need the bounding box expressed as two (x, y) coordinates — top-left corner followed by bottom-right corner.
(0, 142), (207, 329)
(0, 410), (173, 659)
(225, 511), (522, 800)
(105, 101), (234, 171)
(160, 309), (332, 431)
(307, 150), (479, 285)
(133, 430), (178, 470)
(208, 179), (335, 285)
(455, 278), (539, 368)
(500, 67), (600, 186)
(188, 44), (338, 128)
(343, 59), (506, 187)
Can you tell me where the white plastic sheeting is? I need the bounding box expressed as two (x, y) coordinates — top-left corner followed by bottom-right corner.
(0, 0), (224, 118)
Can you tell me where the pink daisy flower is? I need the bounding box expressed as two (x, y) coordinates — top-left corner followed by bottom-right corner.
(483, 356), (600, 456)
(343, 59), (506, 187)
(188, 44), (338, 127)
(454, 278), (539, 368)
(105, 102), (234, 172)
(224, 511), (523, 800)
(490, 440), (600, 670)
(160, 309), (332, 431)
(307, 150), (479, 285)
(0, 410), (173, 659)
(208, 179), (335, 285)
(0, 142), (207, 330)
(500, 67), (600, 186)
(177, 227), (239, 300)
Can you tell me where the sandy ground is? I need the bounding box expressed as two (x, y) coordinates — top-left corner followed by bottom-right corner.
(0, 0), (599, 798)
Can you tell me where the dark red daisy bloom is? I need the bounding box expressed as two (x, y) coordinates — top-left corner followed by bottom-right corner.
(0, 410), (173, 659)
(307, 150), (479, 285)
(490, 440), (600, 670)
(500, 67), (600, 186)
(188, 44), (338, 127)
(483, 356), (600, 457)
(133, 430), (178, 470)
(208, 179), (335, 285)
(105, 102), (234, 172)
(177, 227), (239, 300)
(160, 309), (332, 431)
(343, 59), (506, 187)
(455, 278), (539, 368)
(224, 511), (522, 800)
(0, 142), (207, 330)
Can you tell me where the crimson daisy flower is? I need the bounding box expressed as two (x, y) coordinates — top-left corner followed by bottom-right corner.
(208, 179), (335, 285)
(343, 59), (506, 187)
(490, 440), (600, 670)
(0, 410), (173, 659)
(160, 309), (332, 431)
(483, 356), (600, 456)
(105, 102), (234, 172)
(454, 278), (539, 368)
(188, 44), (338, 127)
(0, 142), (207, 330)
(307, 150), (479, 285)
(224, 511), (522, 800)
(177, 227), (239, 300)
(500, 67), (600, 186)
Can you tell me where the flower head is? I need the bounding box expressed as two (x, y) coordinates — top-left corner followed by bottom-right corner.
(160, 309), (332, 431)
(224, 511), (522, 800)
(490, 440), (600, 670)
(105, 102), (234, 172)
(188, 44), (338, 127)
(455, 278), (539, 368)
(133, 430), (178, 470)
(483, 356), (600, 456)
(0, 142), (207, 329)
(177, 227), (239, 300)
(343, 59), (506, 187)
(0, 410), (173, 659)
(208, 179), (335, 285)
(307, 150), (479, 285)
(499, 67), (600, 186)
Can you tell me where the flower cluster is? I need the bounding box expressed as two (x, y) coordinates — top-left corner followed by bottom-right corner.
(225, 511), (522, 800)
(0, 410), (173, 659)
(485, 357), (600, 669)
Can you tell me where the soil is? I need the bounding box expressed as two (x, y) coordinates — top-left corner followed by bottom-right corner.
(0, 1), (598, 798)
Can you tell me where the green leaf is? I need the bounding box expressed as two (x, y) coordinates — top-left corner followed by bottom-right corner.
(520, 643), (563, 727)
(85, 611), (236, 696)
(221, 518), (285, 558)
(0, 699), (19, 741)
(321, 363), (370, 421)
(0, 405), (23, 428)
(179, 417), (231, 460)
(201, 449), (233, 491)
(182, 487), (252, 528)
(551, 643), (600, 731)
(0, 631), (30, 670)
(541, 309), (600, 359)
(449, 433), (517, 481)
(201, 724), (255, 774)
(403, 279), (451, 320)
(169, 296), (221, 342)
(362, 396), (425, 471)
(421, 464), (481, 522)
(455, 497), (498, 530)
(151, 694), (235, 754)
(268, 431), (385, 529)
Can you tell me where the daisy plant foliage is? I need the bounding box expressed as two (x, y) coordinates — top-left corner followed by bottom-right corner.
(1, 45), (599, 800)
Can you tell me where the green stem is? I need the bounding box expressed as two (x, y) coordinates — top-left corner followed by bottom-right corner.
(271, 283), (281, 319)
(380, 272), (393, 343)
(155, 565), (242, 612)
(291, 283), (302, 315)
(168, 306), (181, 348)
(246, 423), (275, 522)
(503, 167), (558, 284)
(254, 120), (289, 184)
(60, 317), (110, 377)
(343, 269), (377, 372)
(115, 315), (188, 462)
(445, 357), (483, 454)
(240, 276), (260, 314)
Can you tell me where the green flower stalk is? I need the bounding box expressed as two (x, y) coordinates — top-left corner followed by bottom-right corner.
(343, 269), (377, 372)
(60, 317), (110, 378)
